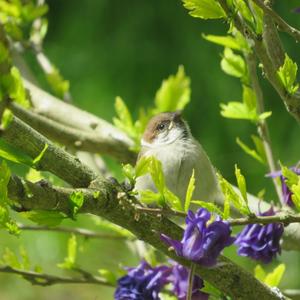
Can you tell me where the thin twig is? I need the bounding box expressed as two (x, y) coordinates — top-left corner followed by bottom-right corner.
(246, 53), (283, 202)
(18, 224), (132, 240)
(186, 263), (196, 300)
(0, 265), (113, 287)
(251, 0), (300, 43)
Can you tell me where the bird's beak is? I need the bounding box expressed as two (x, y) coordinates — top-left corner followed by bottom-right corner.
(168, 121), (174, 130)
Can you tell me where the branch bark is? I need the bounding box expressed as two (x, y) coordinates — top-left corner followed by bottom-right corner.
(7, 174), (285, 299)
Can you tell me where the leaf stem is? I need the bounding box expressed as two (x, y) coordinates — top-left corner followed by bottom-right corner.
(186, 263), (196, 300)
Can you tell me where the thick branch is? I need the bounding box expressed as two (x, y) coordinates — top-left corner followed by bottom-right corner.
(24, 80), (136, 164)
(9, 102), (135, 164)
(251, 0), (300, 43)
(0, 266), (113, 287)
(1, 116), (98, 187)
(7, 175), (285, 300)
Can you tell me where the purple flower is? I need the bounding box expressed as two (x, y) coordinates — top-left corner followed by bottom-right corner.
(114, 260), (170, 300)
(161, 208), (235, 267)
(267, 167), (300, 207)
(235, 208), (284, 264)
(168, 263), (209, 300)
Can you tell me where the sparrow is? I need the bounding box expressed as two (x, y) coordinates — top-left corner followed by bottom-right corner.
(135, 111), (223, 206)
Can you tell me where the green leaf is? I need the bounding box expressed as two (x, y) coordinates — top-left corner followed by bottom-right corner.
(242, 85), (256, 111)
(221, 48), (248, 81)
(220, 102), (257, 121)
(258, 111), (272, 121)
(254, 265), (266, 282)
(184, 169), (195, 212)
(57, 234), (77, 270)
(22, 3), (48, 22)
(91, 216), (133, 238)
(140, 189), (162, 206)
(113, 96), (134, 133)
(0, 139), (33, 166)
(149, 157), (165, 194)
(154, 66), (191, 113)
(160, 294), (177, 300)
(281, 165), (299, 188)
(0, 160), (10, 205)
(69, 191), (84, 217)
(235, 165), (247, 203)
(251, 135), (267, 164)
(32, 143), (48, 166)
(202, 34), (243, 51)
(25, 168), (44, 183)
(277, 54), (299, 95)
(1, 248), (21, 269)
(191, 200), (223, 216)
(164, 188), (182, 211)
(236, 137), (266, 164)
(1, 109), (13, 129)
(291, 178), (300, 211)
(182, 0), (226, 19)
(217, 173), (250, 216)
(98, 269), (117, 285)
(264, 264), (285, 287)
(0, 42), (9, 64)
(7, 67), (30, 108)
(46, 67), (70, 98)
(135, 156), (152, 178)
(20, 210), (66, 227)
(122, 163), (135, 185)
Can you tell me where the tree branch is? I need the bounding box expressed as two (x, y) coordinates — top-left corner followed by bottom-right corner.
(8, 102), (135, 164)
(24, 80), (136, 164)
(245, 53), (283, 202)
(0, 266), (113, 287)
(7, 175), (286, 299)
(251, 0), (300, 43)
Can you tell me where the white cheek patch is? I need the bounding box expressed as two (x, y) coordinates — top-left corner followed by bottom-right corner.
(141, 127), (183, 148)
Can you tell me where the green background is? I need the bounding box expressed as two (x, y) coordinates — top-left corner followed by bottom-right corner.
(1, 1), (300, 299)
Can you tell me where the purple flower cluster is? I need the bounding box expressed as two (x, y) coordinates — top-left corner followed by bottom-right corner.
(161, 208), (234, 267)
(114, 260), (170, 300)
(235, 208), (284, 264)
(267, 167), (300, 207)
(115, 261), (208, 300)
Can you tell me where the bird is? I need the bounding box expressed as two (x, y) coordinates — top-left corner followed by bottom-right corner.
(134, 111), (223, 207)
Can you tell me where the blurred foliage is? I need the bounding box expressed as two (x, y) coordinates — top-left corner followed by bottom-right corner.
(1, 0), (300, 299)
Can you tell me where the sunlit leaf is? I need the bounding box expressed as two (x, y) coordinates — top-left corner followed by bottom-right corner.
(20, 210), (66, 227)
(236, 137), (266, 164)
(57, 234), (77, 269)
(183, 0), (226, 19)
(154, 66), (191, 113)
(184, 169), (195, 212)
(69, 191), (84, 217)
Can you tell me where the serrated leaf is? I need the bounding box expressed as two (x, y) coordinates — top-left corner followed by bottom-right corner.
(220, 102), (257, 121)
(57, 234), (77, 270)
(69, 191), (84, 217)
(277, 54), (299, 95)
(154, 66), (191, 113)
(221, 48), (248, 81)
(264, 264), (285, 287)
(20, 210), (66, 227)
(183, 0), (226, 19)
(191, 200), (223, 216)
(236, 137), (266, 164)
(184, 169), (195, 212)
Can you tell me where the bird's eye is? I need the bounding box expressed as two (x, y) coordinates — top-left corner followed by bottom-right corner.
(156, 123), (166, 131)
